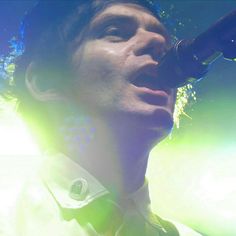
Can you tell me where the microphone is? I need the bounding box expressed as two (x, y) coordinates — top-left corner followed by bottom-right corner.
(157, 9), (236, 88)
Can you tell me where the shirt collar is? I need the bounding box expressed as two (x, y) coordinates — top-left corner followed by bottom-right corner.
(41, 152), (151, 215)
(41, 153), (109, 209)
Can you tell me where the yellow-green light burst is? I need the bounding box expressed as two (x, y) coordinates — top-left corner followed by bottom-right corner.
(148, 88), (236, 236)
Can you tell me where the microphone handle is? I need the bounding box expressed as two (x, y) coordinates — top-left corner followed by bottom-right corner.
(193, 9), (236, 61)
(157, 9), (236, 88)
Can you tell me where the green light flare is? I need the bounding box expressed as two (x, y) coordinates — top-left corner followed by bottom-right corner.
(147, 92), (236, 235)
(148, 146), (236, 236)
(170, 87), (236, 149)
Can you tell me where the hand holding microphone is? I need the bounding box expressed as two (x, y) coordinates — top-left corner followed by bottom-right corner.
(157, 9), (236, 88)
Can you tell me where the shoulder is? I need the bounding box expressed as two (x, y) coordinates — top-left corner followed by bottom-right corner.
(0, 173), (90, 236)
(0, 153), (97, 236)
(0, 173), (57, 236)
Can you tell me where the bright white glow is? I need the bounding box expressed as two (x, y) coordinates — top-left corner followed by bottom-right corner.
(148, 145), (236, 236)
(0, 99), (39, 156)
(0, 101), (41, 189)
(0, 121), (39, 156)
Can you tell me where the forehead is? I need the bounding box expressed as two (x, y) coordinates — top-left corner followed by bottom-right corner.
(90, 3), (166, 32)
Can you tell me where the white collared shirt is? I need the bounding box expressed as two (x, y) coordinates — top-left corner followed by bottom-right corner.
(1, 153), (202, 236)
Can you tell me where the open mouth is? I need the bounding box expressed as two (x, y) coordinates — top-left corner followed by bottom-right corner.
(131, 73), (169, 93)
(130, 72), (172, 106)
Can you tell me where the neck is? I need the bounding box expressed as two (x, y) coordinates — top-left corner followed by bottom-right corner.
(59, 115), (161, 197)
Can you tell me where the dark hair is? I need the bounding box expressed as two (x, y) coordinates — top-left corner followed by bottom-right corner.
(5, 0), (162, 149)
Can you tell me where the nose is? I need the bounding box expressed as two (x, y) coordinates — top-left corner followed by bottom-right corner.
(133, 29), (168, 61)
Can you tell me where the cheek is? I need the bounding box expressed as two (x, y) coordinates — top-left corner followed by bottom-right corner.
(71, 42), (126, 83)
(69, 42), (130, 107)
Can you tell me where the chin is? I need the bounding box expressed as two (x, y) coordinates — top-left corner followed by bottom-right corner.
(152, 108), (174, 129)
(120, 106), (174, 136)
(145, 108), (174, 139)
(124, 108), (174, 149)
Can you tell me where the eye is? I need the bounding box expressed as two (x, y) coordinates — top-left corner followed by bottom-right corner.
(100, 24), (132, 42)
(105, 26), (121, 36)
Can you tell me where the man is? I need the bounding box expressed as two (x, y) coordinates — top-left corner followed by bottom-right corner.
(2, 0), (202, 235)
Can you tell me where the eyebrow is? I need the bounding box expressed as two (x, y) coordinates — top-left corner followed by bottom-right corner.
(90, 12), (167, 34)
(90, 14), (138, 30)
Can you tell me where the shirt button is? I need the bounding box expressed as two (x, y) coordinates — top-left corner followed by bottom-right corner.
(69, 178), (89, 201)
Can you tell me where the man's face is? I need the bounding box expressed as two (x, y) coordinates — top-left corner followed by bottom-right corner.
(68, 3), (176, 135)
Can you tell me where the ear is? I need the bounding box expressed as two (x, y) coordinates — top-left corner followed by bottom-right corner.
(25, 62), (66, 102)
